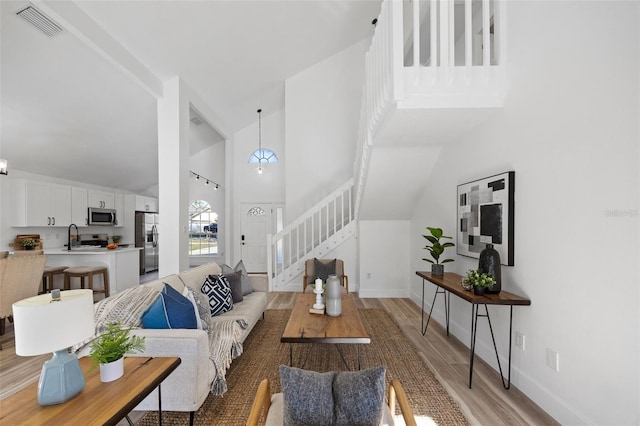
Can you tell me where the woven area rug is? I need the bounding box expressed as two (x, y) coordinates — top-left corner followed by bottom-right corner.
(138, 309), (469, 425)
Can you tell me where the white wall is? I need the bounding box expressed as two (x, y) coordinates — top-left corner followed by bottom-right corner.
(189, 132), (225, 264)
(230, 109), (285, 265)
(284, 39), (369, 221)
(410, 2), (639, 424)
(359, 220), (411, 298)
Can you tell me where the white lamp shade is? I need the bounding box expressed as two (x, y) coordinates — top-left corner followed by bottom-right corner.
(13, 290), (95, 356)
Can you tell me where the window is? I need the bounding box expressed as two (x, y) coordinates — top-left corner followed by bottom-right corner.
(189, 200), (218, 255)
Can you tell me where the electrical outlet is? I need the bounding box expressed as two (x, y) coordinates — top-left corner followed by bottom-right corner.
(515, 332), (525, 350)
(546, 349), (560, 371)
(366, 272), (372, 279)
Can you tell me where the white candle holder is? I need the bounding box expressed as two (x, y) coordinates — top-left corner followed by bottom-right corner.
(313, 279), (324, 310)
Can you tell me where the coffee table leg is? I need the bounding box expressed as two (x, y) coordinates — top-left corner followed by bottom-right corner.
(289, 343), (293, 366)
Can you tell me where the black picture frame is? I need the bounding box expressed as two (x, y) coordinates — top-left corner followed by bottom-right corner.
(457, 171), (515, 266)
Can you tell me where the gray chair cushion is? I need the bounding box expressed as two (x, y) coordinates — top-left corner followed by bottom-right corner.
(333, 367), (386, 425)
(314, 258), (336, 282)
(279, 365), (386, 426)
(279, 365), (334, 425)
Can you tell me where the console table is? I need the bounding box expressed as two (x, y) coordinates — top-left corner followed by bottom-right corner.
(416, 271), (530, 389)
(0, 356), (181, 425)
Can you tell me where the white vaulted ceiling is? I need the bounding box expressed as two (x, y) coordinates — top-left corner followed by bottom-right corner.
(1, 0), (381, 192)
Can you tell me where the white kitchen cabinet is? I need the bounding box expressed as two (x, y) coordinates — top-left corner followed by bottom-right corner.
(71, 187), (88, 226)
(11, 179), (72, 227)
(135, 195), (158, 212)
(114, 193), (125, 227)
(88, 190), (115, 209)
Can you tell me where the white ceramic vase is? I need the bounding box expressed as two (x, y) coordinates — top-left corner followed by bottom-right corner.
(100, 357), (124, 383)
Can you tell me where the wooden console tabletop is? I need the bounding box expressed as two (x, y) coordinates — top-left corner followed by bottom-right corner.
(0, 356), (181, 425)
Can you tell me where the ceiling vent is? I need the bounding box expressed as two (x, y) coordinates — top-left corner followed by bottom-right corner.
(16, 5), (64, 38)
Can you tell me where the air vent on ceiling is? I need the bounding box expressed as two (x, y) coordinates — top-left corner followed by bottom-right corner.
(16, 5), (64, 38)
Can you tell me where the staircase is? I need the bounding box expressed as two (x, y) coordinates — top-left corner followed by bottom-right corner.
(268, 179), (355, 290)
(268, 0), (505, 289)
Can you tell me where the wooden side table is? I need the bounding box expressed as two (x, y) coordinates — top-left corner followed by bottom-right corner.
(0, 356), (180, 425)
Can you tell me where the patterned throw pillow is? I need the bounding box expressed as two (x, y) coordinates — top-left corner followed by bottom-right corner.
(183, 286), (211, 332)
(201, 274), (234, 316)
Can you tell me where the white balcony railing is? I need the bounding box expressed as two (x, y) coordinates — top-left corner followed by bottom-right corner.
(354, 0), (504, 218)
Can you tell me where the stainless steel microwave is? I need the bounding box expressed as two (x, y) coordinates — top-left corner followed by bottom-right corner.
(88, 207), (117, 226)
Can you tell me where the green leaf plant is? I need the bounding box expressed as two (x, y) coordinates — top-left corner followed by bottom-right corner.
(89, 322), (145, 370)
(463, 269), (496, 289)
(422, 227), (455, 265)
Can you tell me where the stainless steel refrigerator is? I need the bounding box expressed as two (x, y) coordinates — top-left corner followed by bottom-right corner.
(135, 212), (159, 274)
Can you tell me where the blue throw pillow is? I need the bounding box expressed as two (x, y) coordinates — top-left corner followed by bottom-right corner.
(141, 283), (198, 329)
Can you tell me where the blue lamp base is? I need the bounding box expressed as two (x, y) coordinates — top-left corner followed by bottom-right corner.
(38, 349), (86, 405)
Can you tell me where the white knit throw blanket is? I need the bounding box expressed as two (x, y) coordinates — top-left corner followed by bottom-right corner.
(208, 319), (248, 395)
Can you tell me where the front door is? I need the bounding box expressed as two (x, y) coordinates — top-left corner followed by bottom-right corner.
(240, 203), (271, 273)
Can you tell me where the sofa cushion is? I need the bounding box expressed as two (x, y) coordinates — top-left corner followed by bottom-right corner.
(279, 365), (334, 426)
(333, 367), (386, 425)
(141, 283), (198, 329)
(201, 275), (234, 316)
(179, 263), (222, 291)
(223, 271), (244, 303)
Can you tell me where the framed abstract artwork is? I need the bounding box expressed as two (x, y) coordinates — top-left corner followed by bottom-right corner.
(457, 171), (515, 266)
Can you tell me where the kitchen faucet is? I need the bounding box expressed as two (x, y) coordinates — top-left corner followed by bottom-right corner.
(68, 223), (78, 251)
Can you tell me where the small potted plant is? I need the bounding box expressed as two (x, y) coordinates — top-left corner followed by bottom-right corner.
(463, 269), (496, 296)
(21, 238), (37, 250)
(111, 235), (122, 244)
(422, 227), (455, 276)
(89, 322), (145, 382)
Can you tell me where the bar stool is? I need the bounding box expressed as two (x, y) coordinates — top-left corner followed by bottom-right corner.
(63, 266), (110, 301)
(41, 265), (67, 294)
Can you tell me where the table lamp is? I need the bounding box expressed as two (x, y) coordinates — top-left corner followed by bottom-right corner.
(13, 289), (95, 405)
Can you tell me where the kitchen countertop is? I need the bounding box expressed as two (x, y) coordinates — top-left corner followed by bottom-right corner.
(45, 247), (142, 255)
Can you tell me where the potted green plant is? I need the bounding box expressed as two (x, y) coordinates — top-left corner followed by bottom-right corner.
(89, 322), (145, 382)
(422, 227), (455, 276)
(21, 238), (37, 250)
(111, 235), (122, 244)
(463, 269), (496, 296)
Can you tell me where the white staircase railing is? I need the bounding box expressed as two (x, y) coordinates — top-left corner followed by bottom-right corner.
(354, 0), (504, 218)
(268, 179), (355, 290)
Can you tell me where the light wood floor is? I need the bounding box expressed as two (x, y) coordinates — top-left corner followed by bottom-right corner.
(268, 293), (558, 426)
(0, 293), (558, 425)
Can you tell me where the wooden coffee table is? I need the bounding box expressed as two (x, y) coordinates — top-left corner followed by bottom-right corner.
(281, 293), (370, 370)
(0, 356), (180, 425)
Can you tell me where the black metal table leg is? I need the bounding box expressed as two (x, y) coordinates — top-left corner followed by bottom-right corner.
(422, 278), (448, 336)
(469, 304), (479, 388)
(158, 383), (162, 426)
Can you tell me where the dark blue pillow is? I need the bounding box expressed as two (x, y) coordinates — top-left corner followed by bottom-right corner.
(141, 283), (198, 329)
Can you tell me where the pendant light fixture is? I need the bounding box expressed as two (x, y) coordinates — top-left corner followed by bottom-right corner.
(248, 108), (278, 174)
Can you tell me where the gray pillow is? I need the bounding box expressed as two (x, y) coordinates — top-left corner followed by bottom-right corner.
(314, 258), (336, 282)
(333, 367), (386, 425)
(220, 260), (253, 296)
(184, 286), (210, 332)
(279, 365), (335, 426)
(223, 271), (244, 303)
